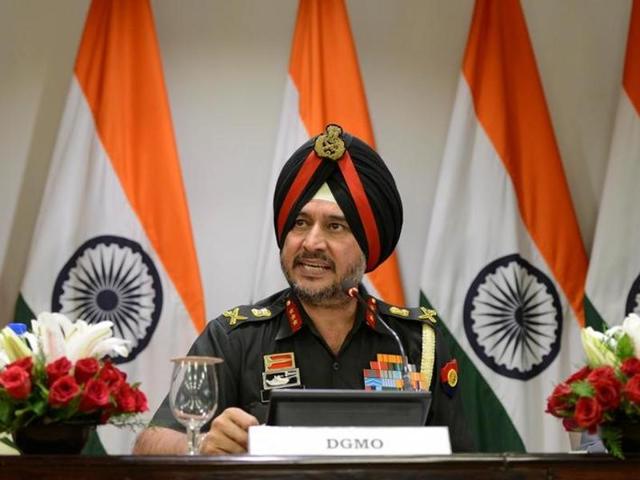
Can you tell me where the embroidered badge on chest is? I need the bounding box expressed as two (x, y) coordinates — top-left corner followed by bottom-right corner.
(440, 359), (459, 397)
(262, 352), (301, 391)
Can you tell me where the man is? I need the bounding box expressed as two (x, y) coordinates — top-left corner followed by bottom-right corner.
(134, 125), (473, 454)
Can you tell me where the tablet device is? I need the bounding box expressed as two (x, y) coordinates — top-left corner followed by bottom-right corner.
(266, 389), (431, 427)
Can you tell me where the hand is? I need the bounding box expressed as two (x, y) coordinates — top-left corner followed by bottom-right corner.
(199, 407), (259, 454)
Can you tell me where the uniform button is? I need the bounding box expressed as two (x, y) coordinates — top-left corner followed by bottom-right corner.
(332, 362), (340, 371)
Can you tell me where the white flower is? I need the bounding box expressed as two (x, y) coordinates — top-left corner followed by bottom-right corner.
(28, 312), (130, 363)
(63, 319), (129, 362)
(0, 350), (10, 369)
(581, 327), (618, 367)
(89, 337), (130, 359)
(0, 327), (32, 364)
(34, 312), (68, 363)
(622, 313), (640, 358)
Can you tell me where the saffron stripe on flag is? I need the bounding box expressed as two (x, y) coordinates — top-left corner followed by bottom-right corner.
(75, 0), (205, 332)
(462, 0), (587, 325)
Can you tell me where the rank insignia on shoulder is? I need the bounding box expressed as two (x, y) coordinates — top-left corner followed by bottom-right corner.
(251, 307), (272, 318)
(418, 307), (437, 324)
(389, 306), (410, 317)
(223, 307), (248, 326)
(440, 359), (459, 397)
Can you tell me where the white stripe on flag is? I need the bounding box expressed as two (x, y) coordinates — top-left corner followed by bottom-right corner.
(251, 76), (309, 302)
(586, 90), (640, 325)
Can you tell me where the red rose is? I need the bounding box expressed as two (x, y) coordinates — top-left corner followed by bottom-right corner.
(574, 397), (603, 433)
(624, 374), (640, 404)
(587, 367), (622, 411)
(0, 365), (31, 400)
(6, 356), (33, 375)
(115, 384), (137, 413)
(591, 379), (621, 410)
(133, 388), (148, 413)
(562, 417), (579, 432)
(79, 378), (111, 412)
(587, 366), (617, 384)
(546, 383), (572, 416)
(99, 409), (113, 425)
(48, 375), (80, 407)
(98, 362), (126, 393)
(74, 358), (100, 384)
(566, 366), (591, 384)
(621, 358), (640, 378)
(46, 356), (72, 385)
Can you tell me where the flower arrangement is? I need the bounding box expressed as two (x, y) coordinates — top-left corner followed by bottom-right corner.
(0, 312), (147, 446)
(546, 313), (640, 458)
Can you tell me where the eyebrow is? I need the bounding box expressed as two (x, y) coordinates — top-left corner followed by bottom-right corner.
(296, 212), (347, 222)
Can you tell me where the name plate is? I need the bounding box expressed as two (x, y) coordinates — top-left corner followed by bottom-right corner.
(248, 426), (451, 456)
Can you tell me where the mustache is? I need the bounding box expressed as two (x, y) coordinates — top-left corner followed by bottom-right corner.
(293, 253), (335, 269)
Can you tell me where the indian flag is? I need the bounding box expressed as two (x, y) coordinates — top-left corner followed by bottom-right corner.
(14, 0), (205, 453)
(251, 0), (405, 305)
(585, 0), (640, 330)
(419, 0), (587, 452)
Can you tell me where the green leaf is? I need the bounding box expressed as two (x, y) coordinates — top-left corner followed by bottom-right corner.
(31, 399), (47, 416)
(35, 382), (49, 397)
(616, 333), (635, 361)
(601, 425), (624, 459)
(0, 400), (12, 424)
(571, 380), (595, 397)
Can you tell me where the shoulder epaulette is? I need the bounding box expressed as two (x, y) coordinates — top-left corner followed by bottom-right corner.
(375, 300), (438, 327)
(220, 302), (285, 330)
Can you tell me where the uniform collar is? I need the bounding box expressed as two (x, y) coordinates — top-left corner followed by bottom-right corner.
(274, 288), (395, 340)
(275, 291), (306, 340)
(358, 290), (397, 338)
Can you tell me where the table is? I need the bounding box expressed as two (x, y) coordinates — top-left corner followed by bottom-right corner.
(1, 453), (638, 479)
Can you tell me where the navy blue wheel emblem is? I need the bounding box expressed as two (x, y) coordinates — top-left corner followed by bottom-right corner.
(463, 254), (562, 380)
(626, 272), (640, 316)
(52, 235), (163, 364)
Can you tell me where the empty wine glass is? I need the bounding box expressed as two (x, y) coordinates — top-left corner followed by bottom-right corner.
(169, 356), (223, 455)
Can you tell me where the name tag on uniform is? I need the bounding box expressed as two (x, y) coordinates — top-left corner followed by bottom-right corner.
(248, 426), (451, 456)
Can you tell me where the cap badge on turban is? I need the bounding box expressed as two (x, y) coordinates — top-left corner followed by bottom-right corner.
(314, 124), (346, 161)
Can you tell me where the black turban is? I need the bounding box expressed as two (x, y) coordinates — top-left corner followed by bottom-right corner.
(273, 124), (403, 272)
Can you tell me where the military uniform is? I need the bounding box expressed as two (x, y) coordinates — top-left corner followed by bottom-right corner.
(151, 288), (474, 452)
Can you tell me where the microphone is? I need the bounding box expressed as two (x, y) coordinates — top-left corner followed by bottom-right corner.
(344, 282), (415, 392)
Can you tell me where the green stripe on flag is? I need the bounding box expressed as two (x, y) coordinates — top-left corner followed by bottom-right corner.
(82, 430), (107, 455)
(421, 292), (525, 453)
(584, 296), (608, 332)
(13, 294), (35, 326)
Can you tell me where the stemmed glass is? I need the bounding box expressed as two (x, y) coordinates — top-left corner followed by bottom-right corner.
(169, 356), (223, 455)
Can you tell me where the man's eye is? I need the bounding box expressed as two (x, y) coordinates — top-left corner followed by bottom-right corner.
(328, 223), (345, 231)
(294, 219), (307, 228)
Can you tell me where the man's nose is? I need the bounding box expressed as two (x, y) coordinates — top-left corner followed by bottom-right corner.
(301, 224), (327, 251)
